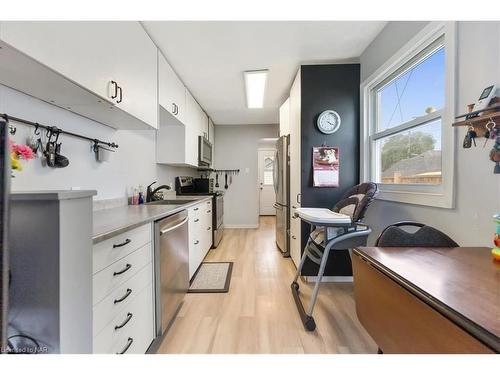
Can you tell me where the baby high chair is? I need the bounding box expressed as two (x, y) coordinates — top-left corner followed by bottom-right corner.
(291, 182), (378, 331)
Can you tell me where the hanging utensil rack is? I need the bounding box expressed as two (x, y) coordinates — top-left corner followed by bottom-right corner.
(1, 113), (119, 149)
(198, 168), (240, 174)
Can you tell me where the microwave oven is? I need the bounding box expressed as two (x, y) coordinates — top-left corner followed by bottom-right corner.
(198, 136), (212, 166)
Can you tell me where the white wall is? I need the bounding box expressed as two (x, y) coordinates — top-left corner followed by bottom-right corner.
(360, 21), (500, 246)
(1, 85), (197, 200)
(214, 124), (278, 228)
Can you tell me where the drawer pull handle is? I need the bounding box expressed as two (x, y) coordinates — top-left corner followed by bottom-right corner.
(117, 337), (133, 354)
(207, 227), (211, 231)
(117, 85), (123, 104)
(110, 80), (118, 99)
(113, 263), (132, 276)
(159, 217), (188, 235)
(115, 313), (133, 330)
(194, 219), (199, 222)
(194, 240), (199, 245)
(207, 210), (211, 213)
(113, 238), (131, 248)
(114, 288), (132, 304)
(194, 208), (199, 211)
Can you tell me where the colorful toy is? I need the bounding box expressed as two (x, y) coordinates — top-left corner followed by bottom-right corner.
(493, 214), (500, 262)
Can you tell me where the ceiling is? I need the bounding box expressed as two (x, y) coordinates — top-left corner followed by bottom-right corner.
(143, 21), (387, 125)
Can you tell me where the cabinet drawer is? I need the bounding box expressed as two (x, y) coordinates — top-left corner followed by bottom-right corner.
(93, 262), (153, 336)
(93, 283), (154, 354)
(204, 199), (212, 210)
(93, 224), (151, 274)
(188, 203), (202, 219)
(93, 243), (152, 305)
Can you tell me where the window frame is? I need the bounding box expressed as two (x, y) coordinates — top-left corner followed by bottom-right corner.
(360, 22), (456, 208)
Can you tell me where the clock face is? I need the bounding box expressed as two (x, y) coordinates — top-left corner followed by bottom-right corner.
(317, 110), (341, 134)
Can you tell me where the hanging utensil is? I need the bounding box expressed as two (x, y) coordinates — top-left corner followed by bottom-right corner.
(54, 142), (69, 168)
(215, 172), (219, 188)
(224, 172), (228, 189)
(44, 128), (58, 167)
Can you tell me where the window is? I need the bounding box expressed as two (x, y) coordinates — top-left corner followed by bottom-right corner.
(361, 22), (456, 208)
(374, 39), (444, 185)
(263, 156), (274, 185)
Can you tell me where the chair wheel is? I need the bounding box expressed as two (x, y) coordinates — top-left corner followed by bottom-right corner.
(304, 316), (316, 331)
(291, 281), (300, 291)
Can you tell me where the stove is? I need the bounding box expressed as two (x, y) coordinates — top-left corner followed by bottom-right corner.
(175, 176), (224, 248)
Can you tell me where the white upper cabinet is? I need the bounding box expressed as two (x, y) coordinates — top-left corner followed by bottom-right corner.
(185, 90), (202, 167)
(279, 98), (290, 136)
(112, 24), (158, 128)
(0, 21), (157, 129)
(208, 117), (215, 165)
(156, 84), (210, 167)
(158, 52), (186, 124)
(208, 117), (215, 145)
(198, 106), (208, 139)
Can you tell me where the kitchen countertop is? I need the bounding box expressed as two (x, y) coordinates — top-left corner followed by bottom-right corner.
(92, 195), (212, 244)
(11, 190), (97, 201)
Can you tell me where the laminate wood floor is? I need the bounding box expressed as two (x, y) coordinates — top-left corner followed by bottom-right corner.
(156, 216), (377, 354)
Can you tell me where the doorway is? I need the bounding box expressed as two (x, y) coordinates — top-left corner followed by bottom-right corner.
(258, 148), (276, 215)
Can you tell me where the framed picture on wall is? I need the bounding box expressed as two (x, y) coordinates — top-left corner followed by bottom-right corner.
(312, 146), (339, 187)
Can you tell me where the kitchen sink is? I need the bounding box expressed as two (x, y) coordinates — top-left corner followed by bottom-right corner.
(146, 199), (196, 205)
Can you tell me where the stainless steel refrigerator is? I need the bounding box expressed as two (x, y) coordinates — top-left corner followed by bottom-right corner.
(273, 135), (290, 256)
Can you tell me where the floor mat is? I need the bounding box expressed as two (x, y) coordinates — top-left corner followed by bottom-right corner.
(188, 262), (233, 293)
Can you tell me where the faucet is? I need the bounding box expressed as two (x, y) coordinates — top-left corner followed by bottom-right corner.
(146, 181), (171, 203)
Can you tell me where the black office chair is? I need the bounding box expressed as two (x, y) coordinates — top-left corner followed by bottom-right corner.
(376, 221), (459, 247)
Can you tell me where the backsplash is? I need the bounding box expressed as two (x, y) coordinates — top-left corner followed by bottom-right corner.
(1, 84), (198, 199)
(92, 197), (129, 211)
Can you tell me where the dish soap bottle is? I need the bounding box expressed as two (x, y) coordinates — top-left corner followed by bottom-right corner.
(138, 185), (144, 205)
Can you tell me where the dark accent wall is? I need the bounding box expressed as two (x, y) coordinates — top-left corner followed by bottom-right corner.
(300, 64), (360, 276)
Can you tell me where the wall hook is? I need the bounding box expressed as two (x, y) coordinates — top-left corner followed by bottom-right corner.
(3, 114), (16, 135)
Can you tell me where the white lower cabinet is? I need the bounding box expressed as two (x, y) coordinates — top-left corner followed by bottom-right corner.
(92, 224), (155, 354)
(188, 200), (213, 279)
(93, 262), (153, 336)
(93, 282), (154, 354)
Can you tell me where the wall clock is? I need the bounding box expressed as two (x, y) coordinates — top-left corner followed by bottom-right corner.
(317, 110), (341, 134)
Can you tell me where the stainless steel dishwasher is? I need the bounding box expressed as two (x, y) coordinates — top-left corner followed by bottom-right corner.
(154, 210), (189, 337)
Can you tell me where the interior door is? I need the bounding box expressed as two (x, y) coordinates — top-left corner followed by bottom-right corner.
(258, 149), (276, 216)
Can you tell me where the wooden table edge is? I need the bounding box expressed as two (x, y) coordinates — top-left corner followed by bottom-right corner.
(352, 247), (500, 353)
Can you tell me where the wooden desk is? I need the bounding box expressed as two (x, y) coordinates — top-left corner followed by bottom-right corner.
(352, 247), (499, 353)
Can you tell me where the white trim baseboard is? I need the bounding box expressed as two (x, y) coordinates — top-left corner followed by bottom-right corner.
(224, 224), (259, 229)
(303, 276), (353, 283)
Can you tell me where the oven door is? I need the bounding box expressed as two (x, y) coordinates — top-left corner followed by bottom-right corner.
(198, 136), (212, 166)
